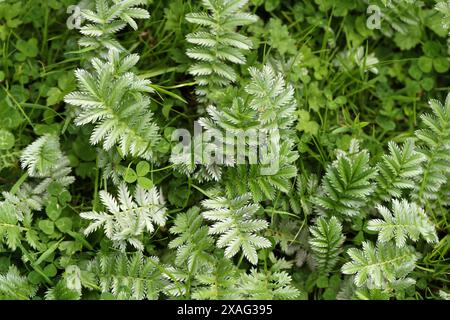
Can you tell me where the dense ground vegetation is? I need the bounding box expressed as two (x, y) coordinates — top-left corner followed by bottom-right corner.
(0, 0), (449, 300)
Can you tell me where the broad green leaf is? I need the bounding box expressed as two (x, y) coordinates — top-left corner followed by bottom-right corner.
(56, 217), (73, 233)
(38, 220), (55, 236)
(136, 161), (150, 177)
(0, 130), (15, 150)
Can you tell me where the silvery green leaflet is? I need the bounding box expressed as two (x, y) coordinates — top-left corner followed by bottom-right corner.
(0, 0), (449, 301)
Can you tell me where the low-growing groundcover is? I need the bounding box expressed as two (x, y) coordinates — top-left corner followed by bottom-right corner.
(0, 0), (449, 300)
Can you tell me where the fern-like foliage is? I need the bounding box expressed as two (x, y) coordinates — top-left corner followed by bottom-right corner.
(79, 0), (150, 51)
(199, 64), (297, 138)
(236, 64), (298, 201)
(169, 206), (215, 272)
(87, 252), (165, 300)
(246, 152), (298, 202)
(368, 199), (438, 247)
(19, 135), (75, 192)
(0, 135), (74, 251)
(0, 265), (37, 300)
(196, 64), (299, 202)
(0, 187), (58, 252)
(172, 64), (299, 194)
(235, 255), (300, 299)
(65, 50), (160, 161)
(222, 147), (298, 202)
(309, 216), (345, 275)
(97, 149), (125, 185)
(202, 193), (271, 265)
(341, 241), (419, 290)
(288, 173), (319, 215)
(20, 134), (63, 178)
(336, 276), (395, 300)
(1, 184), (42, 224)
(186, 0), (257, 99)
(375, 139), (425, 201)
(314, 139), (378, 219)
(245, 65), (297, 130)
(0, 202), (21, 250)
(192, 258), (241, 300)
(267, 218), (308, 260)
(80, 183), (167, 251)
(200, 96), (259, 135)
(45, 281), (81, 300)
(236, 269), (299, 300)
(353, 287), (392, 300)
(414, 94), (450, 203)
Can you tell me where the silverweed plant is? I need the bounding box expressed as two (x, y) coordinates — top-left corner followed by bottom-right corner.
(0, 0), (448, 301)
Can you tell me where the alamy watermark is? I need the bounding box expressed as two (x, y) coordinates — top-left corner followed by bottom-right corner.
(67, 4), (85, 30)
(366, 0), (418, 30)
